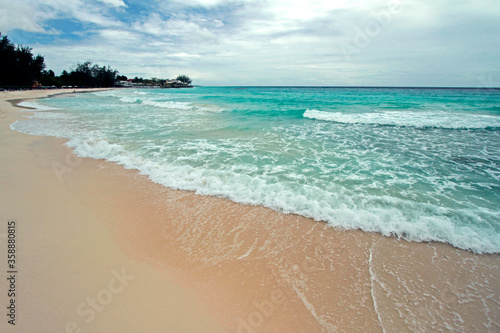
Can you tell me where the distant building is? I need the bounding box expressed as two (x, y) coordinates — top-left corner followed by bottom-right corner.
(117, 80), (141, 87)
(162, 79), (190, 88)
(115, 78), (191, 88)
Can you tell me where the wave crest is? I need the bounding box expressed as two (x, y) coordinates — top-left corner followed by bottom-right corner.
(303, 109), (500, 130)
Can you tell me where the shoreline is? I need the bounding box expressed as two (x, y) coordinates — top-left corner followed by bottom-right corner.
(0, 89), (225, 333)
(1, 89), (499, 332)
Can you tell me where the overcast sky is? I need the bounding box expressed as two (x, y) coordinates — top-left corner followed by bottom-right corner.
(1, 0), (499, 86)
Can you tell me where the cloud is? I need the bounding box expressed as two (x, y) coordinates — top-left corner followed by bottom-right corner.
(0, 0), (124, 33)
(0, 0), (53, 33)
(170, 0), (254, 8)
(2, 0), (499, 86)
(97, 0), (127, 8)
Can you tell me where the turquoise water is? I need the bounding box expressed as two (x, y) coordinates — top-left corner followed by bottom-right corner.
(13, 87), (500, 253)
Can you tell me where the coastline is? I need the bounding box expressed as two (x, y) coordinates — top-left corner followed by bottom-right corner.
(0, 89), (225, 333)
(1, 89), (499, 332)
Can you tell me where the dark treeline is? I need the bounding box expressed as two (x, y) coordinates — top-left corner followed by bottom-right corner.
(1, 33), (117, 88)
(122, 74), (192, 87)
(58, 61), (117, 87)
(0, 33), (45, 87)
(1, 33), (192, 89)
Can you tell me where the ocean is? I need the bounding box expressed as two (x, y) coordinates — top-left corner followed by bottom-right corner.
(12, 87), (500, 254)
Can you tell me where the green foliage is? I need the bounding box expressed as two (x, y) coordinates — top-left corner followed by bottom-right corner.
(0, 33), (46, 87)
(64, 61), (118, 87)
(176, 75), (192, 85)
(39, 69), (65, 87)
(0, 32), (193, 89)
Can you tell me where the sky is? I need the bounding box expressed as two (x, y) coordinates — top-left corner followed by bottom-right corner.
(1, 0), (499, 87)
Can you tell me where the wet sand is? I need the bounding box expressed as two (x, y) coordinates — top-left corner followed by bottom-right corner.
(1, 89), (499, 332)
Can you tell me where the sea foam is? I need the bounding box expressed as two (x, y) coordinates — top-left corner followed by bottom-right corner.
(17, 101), (60, 111)
(303, 109), (500, 129)
(11, 88), (500, 254)
(59, 136), (500, 254)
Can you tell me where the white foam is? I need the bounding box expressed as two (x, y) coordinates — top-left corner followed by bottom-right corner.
(196, 104), (225, 112)
(303, 109), (500, 129)
(9, 92), (500, 254)
(10, 110), (75, 137)
(95, 89), (224, 113)
(93, 90), (126, 98)
(119, 96), (141, 103)
(142, 100), (192, 110)
(67, 138), (125, 160)
(369, 240), (386, 333)
(17, 101), (59, 111)
(59, 137), (500, 254)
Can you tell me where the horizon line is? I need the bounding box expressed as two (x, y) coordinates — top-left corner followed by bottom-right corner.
(195, 85), (500, 90)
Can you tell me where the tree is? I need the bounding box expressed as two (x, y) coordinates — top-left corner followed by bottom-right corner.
(64, 61), (118, 87)
(59, 70), (70, 86)
(116, 75), (128, 81)
(132, 76), (144, 83)
(0, 33), (46, 87)
(176, 75), (192, 85)
(39, 69), (64, 87)
(92, 64), (118, 87)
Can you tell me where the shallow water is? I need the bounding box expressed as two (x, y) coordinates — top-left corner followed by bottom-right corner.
(12, 87), (500, 253)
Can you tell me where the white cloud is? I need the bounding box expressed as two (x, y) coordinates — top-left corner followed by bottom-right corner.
(99, 29), (139, 43)
(171, 0), (254, 8)
(0, 0), (53, 33)
(97, 0), (127, 8)
(265, 0), (351, 21)
(2, 0), (500, 86)
(181, 0), (228, 6)
(132, 13), (219, 44)
(0, 0), (124, 33)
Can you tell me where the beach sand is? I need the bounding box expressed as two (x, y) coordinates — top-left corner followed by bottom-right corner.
(1, 89), (499, 332)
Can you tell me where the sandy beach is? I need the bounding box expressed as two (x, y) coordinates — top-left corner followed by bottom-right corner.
(1, 89), (499, 332)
